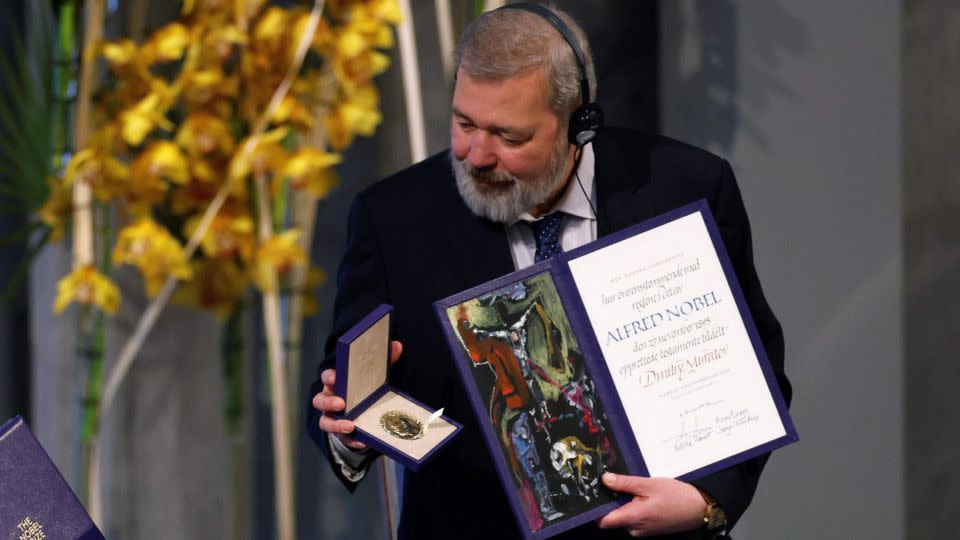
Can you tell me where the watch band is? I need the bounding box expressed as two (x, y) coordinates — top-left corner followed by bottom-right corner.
(694, 486), (728, 534)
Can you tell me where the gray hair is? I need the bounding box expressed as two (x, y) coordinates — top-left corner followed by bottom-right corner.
(454, 4), (596, 121)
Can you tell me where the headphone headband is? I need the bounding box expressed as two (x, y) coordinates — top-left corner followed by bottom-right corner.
(498, 3), (591, 107)
(496, 3), (603, 147)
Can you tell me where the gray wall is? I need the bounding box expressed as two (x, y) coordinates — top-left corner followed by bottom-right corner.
(903, 1), (960, 538)
(661, 1), (904, 538)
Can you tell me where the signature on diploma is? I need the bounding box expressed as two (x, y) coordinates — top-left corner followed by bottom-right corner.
(670, 416), (713, 451)
(667, 405), (760, 452)
(715, 408), (759, 435)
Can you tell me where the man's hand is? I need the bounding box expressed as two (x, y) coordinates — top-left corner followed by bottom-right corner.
(598, 473), (707, 537)
(313, 340), (403, 451)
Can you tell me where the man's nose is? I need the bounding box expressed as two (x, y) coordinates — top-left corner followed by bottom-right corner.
(467, 132), (497, 169)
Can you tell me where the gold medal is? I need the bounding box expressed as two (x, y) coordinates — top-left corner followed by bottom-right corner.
(379, 410), (424, 440)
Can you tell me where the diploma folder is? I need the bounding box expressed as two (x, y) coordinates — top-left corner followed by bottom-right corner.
(434, 200), (797, 539)
(334, 304), (463, 471)
(0, 416), (104, 540)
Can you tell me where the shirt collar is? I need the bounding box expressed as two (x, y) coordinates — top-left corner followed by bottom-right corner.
(515, 142), (596, 224)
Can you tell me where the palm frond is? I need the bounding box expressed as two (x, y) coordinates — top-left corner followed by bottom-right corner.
(0, 0), (58, 213)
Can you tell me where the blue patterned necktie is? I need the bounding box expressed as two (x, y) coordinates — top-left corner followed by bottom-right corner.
(530, 212), (565, 263)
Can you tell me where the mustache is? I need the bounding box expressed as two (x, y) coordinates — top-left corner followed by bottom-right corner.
(454, 158), (515, 184)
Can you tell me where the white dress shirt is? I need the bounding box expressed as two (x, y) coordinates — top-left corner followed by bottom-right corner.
(505, 142), (597, 269)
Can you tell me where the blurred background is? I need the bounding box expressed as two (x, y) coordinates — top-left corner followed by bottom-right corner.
(0, 0), (955, 539)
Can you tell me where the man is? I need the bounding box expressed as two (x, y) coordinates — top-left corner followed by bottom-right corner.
(309, 4), (789, 539)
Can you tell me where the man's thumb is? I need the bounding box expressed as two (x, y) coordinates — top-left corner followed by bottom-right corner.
(390, 340), (403, 364)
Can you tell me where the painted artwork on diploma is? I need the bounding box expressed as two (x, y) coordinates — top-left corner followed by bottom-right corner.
(445, 272), (627, 532)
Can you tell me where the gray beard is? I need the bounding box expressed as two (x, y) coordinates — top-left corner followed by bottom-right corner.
(450, 139), (571, 224)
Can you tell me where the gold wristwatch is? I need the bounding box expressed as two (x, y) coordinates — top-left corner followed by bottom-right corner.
(696, 487), (727, 535)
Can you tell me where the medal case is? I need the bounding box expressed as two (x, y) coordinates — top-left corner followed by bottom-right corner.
(334, 304), (462, 471)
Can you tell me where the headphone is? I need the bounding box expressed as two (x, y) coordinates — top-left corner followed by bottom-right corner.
(499, 3), (604, 147)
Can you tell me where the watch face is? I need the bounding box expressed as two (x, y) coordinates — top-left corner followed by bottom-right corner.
(707, 504), (727, 530)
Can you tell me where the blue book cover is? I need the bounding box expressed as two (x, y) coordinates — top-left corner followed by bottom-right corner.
(0, 416), (104, 540)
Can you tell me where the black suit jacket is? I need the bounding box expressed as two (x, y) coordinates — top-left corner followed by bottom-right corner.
(308, 127), (790, 540)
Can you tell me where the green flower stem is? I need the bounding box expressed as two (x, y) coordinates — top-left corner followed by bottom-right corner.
(81, 202), (111, 442)
(54, 0), (75, 171)
(80, 311), (103, 442)
(271, 178), (289, 232)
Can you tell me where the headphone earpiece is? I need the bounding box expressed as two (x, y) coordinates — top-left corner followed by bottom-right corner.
(500, 3), (604, 148)
(569, 102), (603, 147)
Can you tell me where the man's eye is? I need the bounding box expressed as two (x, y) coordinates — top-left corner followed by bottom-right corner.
(502, 137), (525, 147)
(458, 122), (475, 132)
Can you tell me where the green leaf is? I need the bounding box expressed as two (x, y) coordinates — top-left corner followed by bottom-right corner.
(0, 39), (30, 110)
(0, 201), (34, 215)
(0, 182), (32, 202)
(0, 0), (58, 212)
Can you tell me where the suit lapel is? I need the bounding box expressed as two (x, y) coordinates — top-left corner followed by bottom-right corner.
(593, 129), (658, 236)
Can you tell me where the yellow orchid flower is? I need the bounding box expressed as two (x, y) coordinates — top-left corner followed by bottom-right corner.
(189, 156), (229, 184)
(113, 218), (193, 297)
(300, 168), (339, 200)
(227, 128), (289, 184)
(127, 141), (190, 215)
(340, 102), (382, 136)
(203, 25), (247, 62)
(93, 39), (140, 75)
(64, 148), (130, 202)
(332, 48), (390, 93)
(131, 141), (190, 185)
(326, 84), (382, 150)
(53, 265), (121, 315)
(109, 76), (156, 114)
(281, 148), (342, 199)
(367, 22), (394, 50)
(38, 179), (73, 242)
(183, 207), (256, 261)
(176, 112), (236, 158)
(119, 93), (175, 146)
(173, 258), (248, 320)
(86, 125), (126, 154)
(252, 7), (291, 56)
(252, 230), (306, 293)
(335, 28), (368, 59)
(294, 13), (334, 55)
(182, 67), (239, 115)
(339, 4), (398, 51)
(368, 0), (403, 25)
(271, 95), (314, 131)
(140, 22), (191, 64)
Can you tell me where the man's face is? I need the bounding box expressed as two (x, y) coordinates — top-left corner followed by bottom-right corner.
(450, 68), (573, 223)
